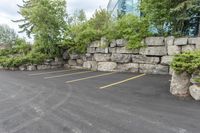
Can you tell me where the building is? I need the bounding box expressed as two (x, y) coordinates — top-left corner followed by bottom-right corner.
(107, 0), (199, 36)
(107, 0), (140, 18)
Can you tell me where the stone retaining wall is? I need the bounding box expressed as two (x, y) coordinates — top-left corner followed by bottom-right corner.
(0, 58), (65, 71)
(66, 37), (200, 75)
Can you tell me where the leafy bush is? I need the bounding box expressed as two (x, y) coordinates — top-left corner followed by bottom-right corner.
(106, 14), (150, 49)
(63, 9), (111, 54)
(171, 51), (200, 74)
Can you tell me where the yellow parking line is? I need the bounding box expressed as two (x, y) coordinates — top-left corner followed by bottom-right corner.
(66, 72), (117, 83)
(44, 71), (92, 79)
(29, 69), (77, 76)
(99, 74), (146, 89)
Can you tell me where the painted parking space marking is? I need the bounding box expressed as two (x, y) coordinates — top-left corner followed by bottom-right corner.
(29, 69), (77, 76)
(99, 74), (146, 89)
(65, 72), (117, 83)
(44, 71), (92, 79)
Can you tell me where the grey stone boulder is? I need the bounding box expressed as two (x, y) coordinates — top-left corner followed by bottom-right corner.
(161, 56), (173, 65)
(68, 60), (77, 66)
(97, 62), (117, 71)
(111, 54), (132, 63)
(94, 54), (111, 62)
(170, 72), (190, 96)
(62, 50), (69, 60)
(174, 38), (188, 46)
(145, 37), (165, 46)
(181, 45), (195, 52)
(96, 48), (109, 53)
(19, 65), (26, 71)
(165, 36), (175, 46)
(77, 59), (84, 65)
(27, 65), (37, 71)
(188, 37), (200, 49)
(110, 40), (117, 47)
(140, 46), (167, 56)
(100, 37), (109, 47)
(115, 47), (139, 54)
(132, 55), (160, 64)
(116, 39), (127, 47)
(189, 85), (200, 100)
(167, 45), (181, 55)
(87, 47), (96, 53)
(83, 61), (97, 70)
(82, 53), (93, 61)
(116, 63), (139, 72)
(37, 65), (51, 70)
(70, 54), (80, 60)
(90, 41), (101, 48)
(139, 64), (169, 74)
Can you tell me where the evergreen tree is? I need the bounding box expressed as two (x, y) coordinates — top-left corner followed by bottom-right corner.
(14, 0), (67, 56)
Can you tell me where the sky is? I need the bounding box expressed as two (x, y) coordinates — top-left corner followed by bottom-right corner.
(0, 0), (109, 41)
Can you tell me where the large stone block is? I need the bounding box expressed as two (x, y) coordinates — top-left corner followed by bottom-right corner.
(87, 47), (96, 53)
(110, 40), (117, 47)
(174, 37), (188, 46)
(170, 72), (190, 96)
(188, 37), (200, 49)
(189, 85), (200, 100)
(116, 63), (139, 72)
(19, 65), (26, 71)
(90, 41), (101, 48)
(115, 47), (139, 54)
(161, 56), (173, 65)
(181, 45), (195, 52)
(82, 53), (93, 61)
(37, 65), (51, 70)
(83, 61), (97, 70)
(97, 62), (117, 71)
(70, 54), (80, 60)
(96, 48), (109, 53)
(139, 64), (169, 74)
(109, 47), (116, 53)
(139, 46), (167, 56)
(165, 36), (175, 46)
(167, 45), (181, 55)
(145, 37), (165, 46)
(116, 39), (127, 47)
(68, 60), (77, 66)
(77, 59), (84, 65)
(94, 54), (111, 62)
(132, 55), (160, 64)
(27, 65), (37, 71)
(111, 54), (132, 63)
(100, 37), (109, 47)
(62, 50), (69, 60)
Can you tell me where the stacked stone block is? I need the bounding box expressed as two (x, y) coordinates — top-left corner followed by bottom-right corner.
(67, 37), (200, 75)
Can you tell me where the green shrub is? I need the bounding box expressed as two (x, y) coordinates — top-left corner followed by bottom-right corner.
(171, 51), (200, 74)
(106, 14), (150, 50)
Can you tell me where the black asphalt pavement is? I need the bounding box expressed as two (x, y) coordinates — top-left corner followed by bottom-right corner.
(0, 69), (199, 133)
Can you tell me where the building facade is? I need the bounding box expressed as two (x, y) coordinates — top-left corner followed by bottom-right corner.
(107, 0), (140, 18)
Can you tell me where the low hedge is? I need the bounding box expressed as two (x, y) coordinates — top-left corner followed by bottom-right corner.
(171, 51), (200, 74)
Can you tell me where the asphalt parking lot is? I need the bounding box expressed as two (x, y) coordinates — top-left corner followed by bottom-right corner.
(0, 69), (200, 133)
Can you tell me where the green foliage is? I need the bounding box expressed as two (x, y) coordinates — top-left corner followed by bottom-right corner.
(68, 9), (87, 25)
(171, 51), (200, 74)
(141, 0), (200, 36)
(15, 0), (67, 57)
(106, 14), (150, 49)
(63, 9), (111, 54)
(0, 24), (18, 46)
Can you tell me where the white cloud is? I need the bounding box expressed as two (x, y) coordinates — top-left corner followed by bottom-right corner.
(0, 0), (109, 41)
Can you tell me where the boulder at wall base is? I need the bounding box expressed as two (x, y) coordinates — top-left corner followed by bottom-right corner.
(19, 65), (26, 71)
(97, 62), (117, 71)
(111, 54), (132, 63)
(189, 85), (200, 100)
(170, 72), (191, 97)
(27, 65), (37, 71)
(37, 65), (51, 70)
(116, 63), (139, 72)
(94, 54), (111, 62)
(68, 60), (77, 66)
(83, 61), (97, 71)
(139, 64), (169, 75)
